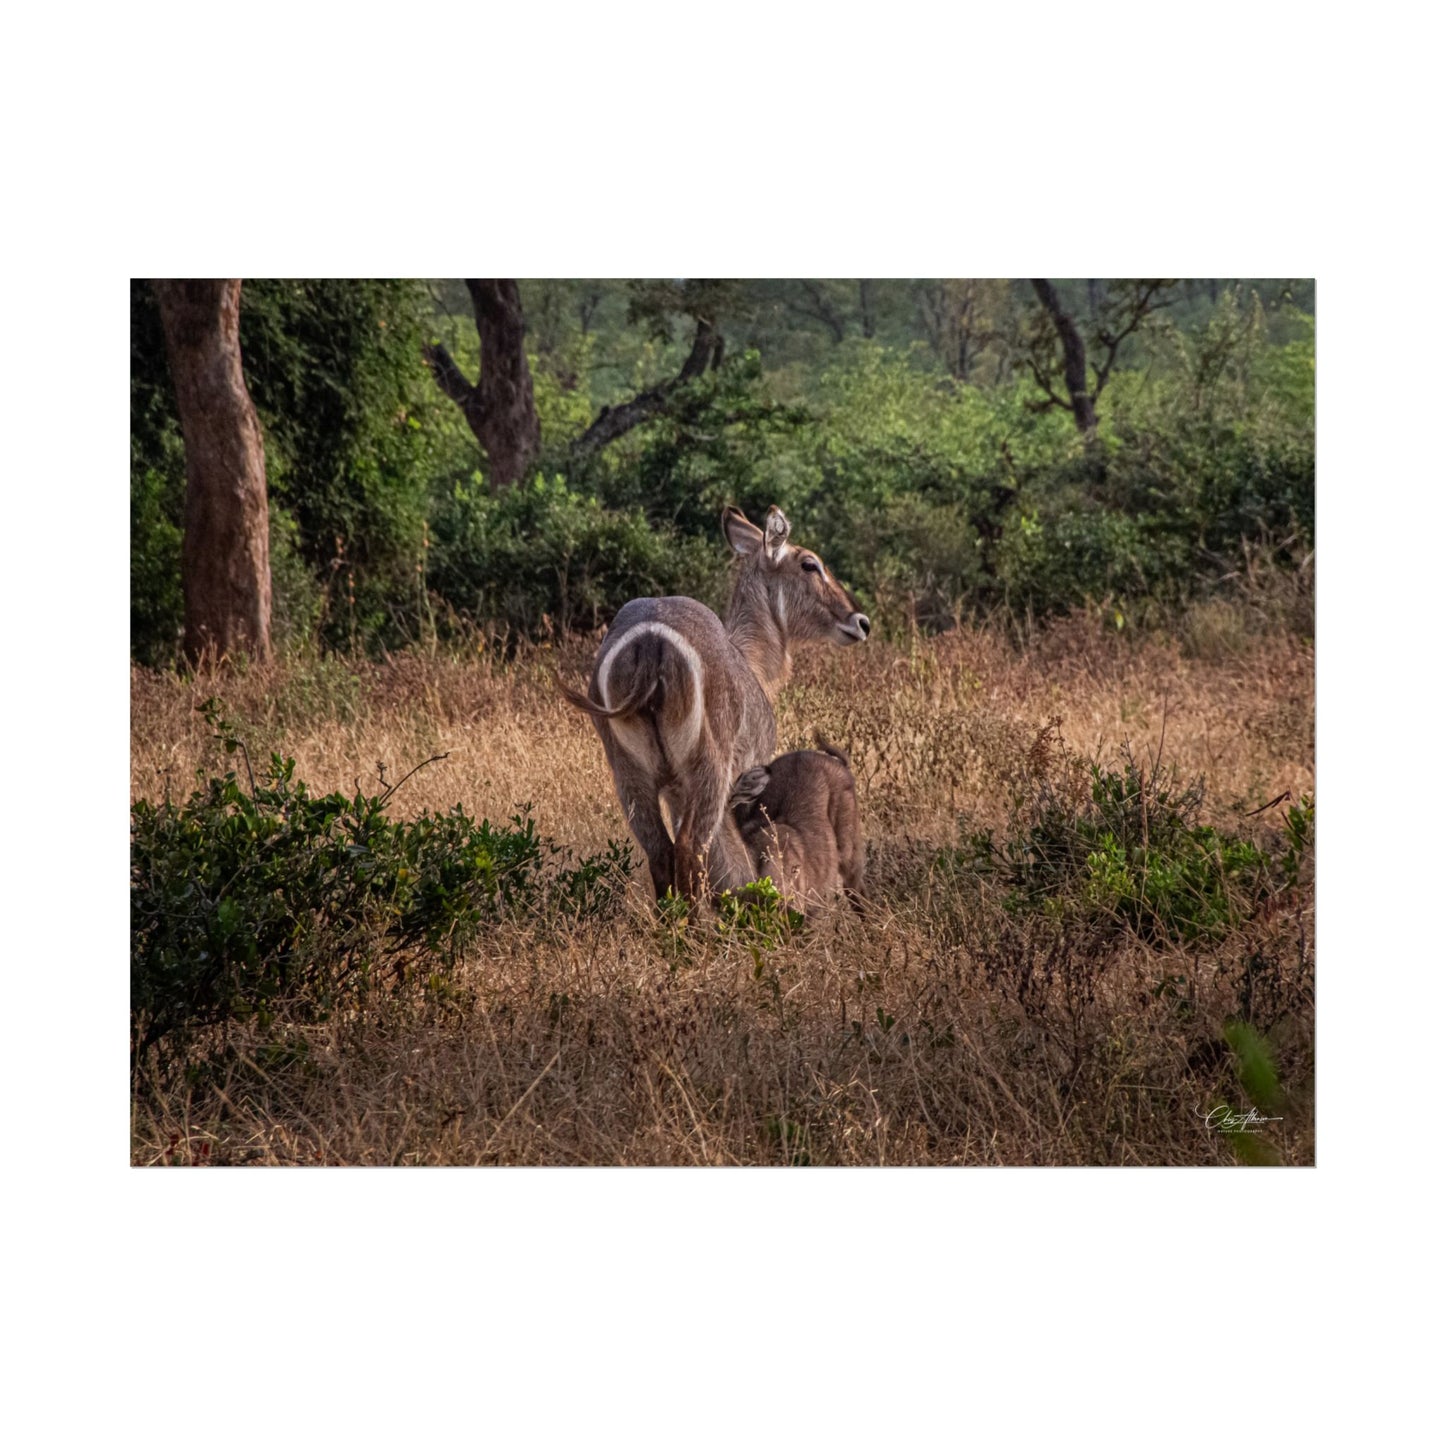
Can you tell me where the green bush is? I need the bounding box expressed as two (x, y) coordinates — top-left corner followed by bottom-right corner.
(716, 876), (804, 945)
(962, 736), (1313, 945)
(130, 465), (185, 666)
(582, 349), (811, 537)
(131, 284), (1315, 658)
(427, 473), (727, 636)
(267, 503), (327, 653)
(131, 712), (633, 1070)
(130, 282), (188, 666)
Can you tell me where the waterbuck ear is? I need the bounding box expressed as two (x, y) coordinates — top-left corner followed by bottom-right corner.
(722, 505), (764, 558)
(764, 506), (792, 562)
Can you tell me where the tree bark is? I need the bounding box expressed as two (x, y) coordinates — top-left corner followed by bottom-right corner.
(424, 279), (541, 489)
(1030, 279), (1097, 434)
(153, 279), (272, 665)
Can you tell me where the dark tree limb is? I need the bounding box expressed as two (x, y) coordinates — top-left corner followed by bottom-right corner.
(859, 279), (876, 339)
(1023, 351), (1071, 414)
(572, 316), (722, 458)
(421, 342), (476, 407)
(1030, 278), (1097, 434)
(1090, 279), (1172, 397)
(784, 280), (847, 344)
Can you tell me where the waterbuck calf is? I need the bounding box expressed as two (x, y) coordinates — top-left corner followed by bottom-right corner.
(560, 505), (870, 903)
(729, 737), (864, 915)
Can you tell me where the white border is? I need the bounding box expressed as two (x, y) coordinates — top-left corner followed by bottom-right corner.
(6, 3), (1438, 1438)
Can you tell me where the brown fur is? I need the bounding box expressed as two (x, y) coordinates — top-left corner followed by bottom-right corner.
(730, 734), (864, 915)
(559, 506), (869, 904)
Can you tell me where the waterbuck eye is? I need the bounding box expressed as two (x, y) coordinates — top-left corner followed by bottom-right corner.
(801, 557), (822, 575)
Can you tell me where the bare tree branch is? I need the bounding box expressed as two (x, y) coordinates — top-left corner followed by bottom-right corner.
(421, 342), (477, 408)
(572, 316), (722, 457)
(1023, 351), (1070, 413)
(783, 280), (847, 343)
(1090, 280), (1173, 398)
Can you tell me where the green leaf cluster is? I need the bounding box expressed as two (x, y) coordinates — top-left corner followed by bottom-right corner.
(964, 746), (1313, 945)
(131, 713), (632, 1070)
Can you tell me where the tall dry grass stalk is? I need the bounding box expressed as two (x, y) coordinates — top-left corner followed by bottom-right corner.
(131, 616), (1314, 1165)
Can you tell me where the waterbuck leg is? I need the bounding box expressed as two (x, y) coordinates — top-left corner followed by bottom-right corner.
(603, 740), (675, 902)
(835, 785), (865, 912)
(672, 766), (733, 903)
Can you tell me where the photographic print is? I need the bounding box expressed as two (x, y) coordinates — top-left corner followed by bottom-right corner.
(130, 279), (1315, 1166)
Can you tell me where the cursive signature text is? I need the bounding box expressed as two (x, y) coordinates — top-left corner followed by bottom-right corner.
(1199, 1104), (1282, 1134)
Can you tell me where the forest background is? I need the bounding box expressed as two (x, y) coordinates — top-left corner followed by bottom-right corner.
(130, 278), (1314, 667)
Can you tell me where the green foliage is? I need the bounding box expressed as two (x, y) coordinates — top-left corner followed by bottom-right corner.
(1215, 1021), (1287, 1165)
(994, 498), (1194, 620)
(1280, 795), (1315, 883)
(1224, 1020), (1283, 1113)
(131, 279), (1315, 662)
(582, 350), (811, 537)
(716, 876), (804, 946)
(964, 740), (1311, 946)
(267, 503), (326, 653)
(131, 706), (632, 1071)
(130, 282), (189, 666)
(239, 279), (470, 651)
(427, 473), (726, 636)
(762, 1113), (812, 1166)
(625, 278), (745, 338)
(130, 466), (184, 666)
(761, 350), (1065, 625)
(552, 838), (636, 918)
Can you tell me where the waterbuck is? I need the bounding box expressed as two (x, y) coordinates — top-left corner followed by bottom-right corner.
(729, 736), (864, 915)
(560, 505), (870, 902)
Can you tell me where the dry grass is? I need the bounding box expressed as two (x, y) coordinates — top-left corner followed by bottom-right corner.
(130, 616), (1314, 1166)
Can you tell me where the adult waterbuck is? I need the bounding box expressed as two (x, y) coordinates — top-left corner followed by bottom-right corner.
(560, 505), (870, 903)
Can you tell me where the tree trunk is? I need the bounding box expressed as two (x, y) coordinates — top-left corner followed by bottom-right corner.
(153, 279), (272, 665)
(1031, 279), (1097, 434)
(423, 279), (541, 489)
(859, 279), (876, 339)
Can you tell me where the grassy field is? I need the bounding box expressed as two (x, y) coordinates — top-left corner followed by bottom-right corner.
(130, 607), (1314, 1165)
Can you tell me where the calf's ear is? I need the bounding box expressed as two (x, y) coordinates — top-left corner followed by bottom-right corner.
(729, 767), (770, 808)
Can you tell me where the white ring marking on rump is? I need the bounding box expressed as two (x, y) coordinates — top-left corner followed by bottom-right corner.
(595, 621), (705, 767)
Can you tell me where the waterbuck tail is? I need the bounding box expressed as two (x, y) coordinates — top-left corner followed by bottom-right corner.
(556, 671), (659, 720)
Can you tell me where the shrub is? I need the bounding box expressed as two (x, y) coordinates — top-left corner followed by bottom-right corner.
(583, 349), (811, 537)
(267, 503), (326, 653)
(130, 464), (184, 667)
(961, 728), (1312, 946)
(427, 473), (726, 637)
(553, 838), (636, 919)
(131, 711), (633, 1071)
(716, 876), (804, 946)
